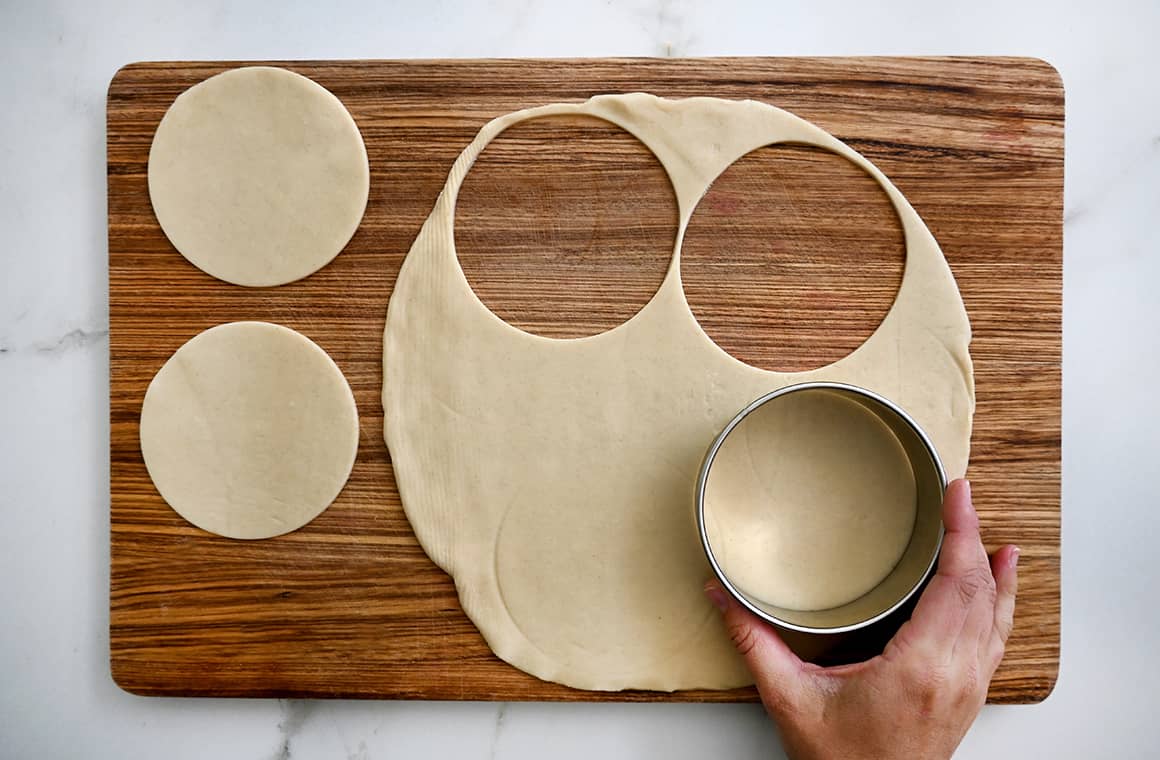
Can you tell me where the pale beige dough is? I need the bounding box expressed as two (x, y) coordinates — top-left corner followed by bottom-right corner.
(148, 66), (369, 287)
(703, 391), (917, 612)
(141, 321), (358, 539)
(383, 94), (974, 691)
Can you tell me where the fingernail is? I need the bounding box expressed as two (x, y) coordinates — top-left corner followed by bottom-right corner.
(704, 582), (730, 612)
(962, 479), (972, 500)
(1012, 546), (1021, 568)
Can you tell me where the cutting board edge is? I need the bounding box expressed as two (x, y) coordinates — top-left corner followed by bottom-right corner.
(108, 55), (1062, 704)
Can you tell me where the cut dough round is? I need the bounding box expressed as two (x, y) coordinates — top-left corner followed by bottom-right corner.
(384, 94), (973, 691)
(141, 321), (359, 539)
(703, 390), (917, 612)
(148, 66), (369, 286)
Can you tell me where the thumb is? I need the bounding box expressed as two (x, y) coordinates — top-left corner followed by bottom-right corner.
(705, 581), (807, 715)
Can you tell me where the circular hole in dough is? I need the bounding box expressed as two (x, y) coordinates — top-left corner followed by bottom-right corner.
(682, 144), (904, 372)
(148, 66), (369, 287)
(455, 115), (676, 338)
(140, 321), (359, 539)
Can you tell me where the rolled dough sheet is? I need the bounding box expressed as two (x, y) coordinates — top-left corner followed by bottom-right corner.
(148, 66), (369, 287)
(384, 94), (974, 691)
(141, 321), (359, 540)
(703, 390), (917, 612)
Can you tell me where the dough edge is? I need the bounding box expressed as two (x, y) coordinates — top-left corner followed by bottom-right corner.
(383, 93), (974, 691)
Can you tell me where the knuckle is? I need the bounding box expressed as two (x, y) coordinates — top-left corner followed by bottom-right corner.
(727, 620), (760, 658)
(954, 577), (979, 607)
(909, 659), (986, 716)
(955, 565), (995, 607)
(983, 570), (998, 599)
(904, 658), (948, 711)
(914, 677), (943, 717)
(989, 636), (1009, 669)
(908, 655), (991, 719)
(994, 615), (1015, 644)
(882, 626), (915, 662)
(959, 661), (984, 702)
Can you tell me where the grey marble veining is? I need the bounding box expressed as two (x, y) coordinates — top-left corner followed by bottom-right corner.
(487, 703), (508, 760)
(640, 0), (697, 57)
(0, 325), (109, 356)
(268, 700), (315, 760)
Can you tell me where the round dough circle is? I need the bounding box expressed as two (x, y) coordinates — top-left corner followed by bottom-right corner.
(703, 391), (917, 612)
(148, 66), (369, 286)
(385, 94), (974, 691)
(140, 321), (359, 539)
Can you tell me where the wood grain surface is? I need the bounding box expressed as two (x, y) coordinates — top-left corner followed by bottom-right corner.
(108, 57), (1062, 703)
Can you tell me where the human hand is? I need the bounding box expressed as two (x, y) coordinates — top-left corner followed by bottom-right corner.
(705, 479), (1018, 760)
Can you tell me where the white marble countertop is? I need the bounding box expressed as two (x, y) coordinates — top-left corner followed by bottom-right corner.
(3, 1), (1158, 757)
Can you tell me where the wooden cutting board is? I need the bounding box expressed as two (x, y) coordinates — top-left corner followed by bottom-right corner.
(108, 57), (1062, 703)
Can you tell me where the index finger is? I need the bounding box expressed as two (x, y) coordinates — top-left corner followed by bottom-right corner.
(885, 480), (993, 658)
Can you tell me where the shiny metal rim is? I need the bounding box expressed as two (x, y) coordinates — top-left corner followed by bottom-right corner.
(695, 381), (948, 635)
